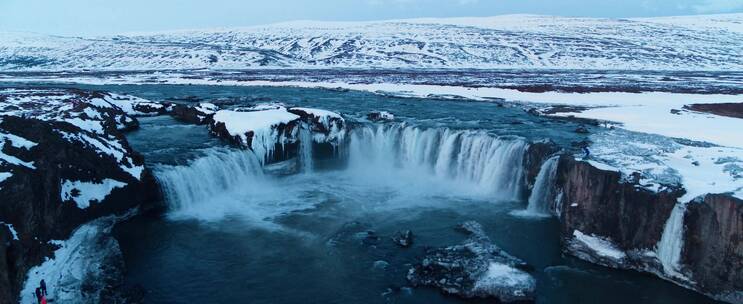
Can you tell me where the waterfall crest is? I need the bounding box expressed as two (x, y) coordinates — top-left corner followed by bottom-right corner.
(155, 148), (265, 212)
(348, 124), (529, 200)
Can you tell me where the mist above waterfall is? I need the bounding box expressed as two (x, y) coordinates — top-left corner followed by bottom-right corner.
(154, 123), (532, 224)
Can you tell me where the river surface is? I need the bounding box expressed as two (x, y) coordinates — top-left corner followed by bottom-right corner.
(10, 83), (716, 303)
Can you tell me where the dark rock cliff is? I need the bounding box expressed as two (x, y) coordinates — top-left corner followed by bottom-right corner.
(684, 194), (743, 303)
(554, 156), (681, 251)
(170, 103), (217, 125)
(551, 155), (743, 303)
(0, 89), (160, 303)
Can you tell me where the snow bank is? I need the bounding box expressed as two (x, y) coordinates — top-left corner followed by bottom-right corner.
(60, 179), (127, 209)
(572, 230), (627, 260)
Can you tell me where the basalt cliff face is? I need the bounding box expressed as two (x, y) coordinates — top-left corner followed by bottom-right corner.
(684, 194), (743, 303)
(551, 155), (743, 303)
(0, 89), (160, 303)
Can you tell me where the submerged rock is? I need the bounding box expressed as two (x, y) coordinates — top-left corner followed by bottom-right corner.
(574, 125), (590, 134)
(367, 111), (394, 122)
(391, 230), (414, 248)
(407, 221), (535, 302)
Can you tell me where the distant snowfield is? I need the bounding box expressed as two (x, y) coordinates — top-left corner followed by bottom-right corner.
(1, 13), (742, 71)
(139, 78), (743, 149)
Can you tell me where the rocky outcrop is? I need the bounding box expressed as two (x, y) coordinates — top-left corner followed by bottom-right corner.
(367, 111), (394, 122)
(522, 140), (560, 192)
(287, 107), (345, 137)
(170, 102), (218, 125)
(209, 108), (301, 164)
(554, 156), (681, 251)
(684, 194), (743, 303)
(0, 89), (160, 303)
(683, 103), (743, 119)
(391, 230), (414, 248)
(408, 221), (535, 302)
(551, 155), (743, 303)
(209, 106), (346, 165)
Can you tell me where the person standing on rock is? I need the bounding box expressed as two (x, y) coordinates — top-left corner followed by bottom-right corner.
(40, 279), (47, 296)
(35, 287), (42, 304)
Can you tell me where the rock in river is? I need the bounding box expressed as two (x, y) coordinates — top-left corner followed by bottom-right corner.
(407, 221), (535, 302)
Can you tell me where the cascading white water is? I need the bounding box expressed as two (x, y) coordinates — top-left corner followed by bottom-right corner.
(656, 201), (689, 280)
(155, 148), (265, 213)
(298, 124), (314, 173)
(348, 124), (529, 200)
(520, 156), (560, 217)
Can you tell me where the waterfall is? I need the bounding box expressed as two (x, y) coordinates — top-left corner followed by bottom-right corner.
(656, 201), (689, 280)
(298, 124), (314, 173)
(155, 148), (265, 212)
(348, 124), (528, 200)
(521, 156), (560, 217)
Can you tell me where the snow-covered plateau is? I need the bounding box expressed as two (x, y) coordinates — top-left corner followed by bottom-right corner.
(1, 14), (742, 71)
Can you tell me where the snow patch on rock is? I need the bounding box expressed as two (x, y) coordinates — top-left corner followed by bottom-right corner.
(212, 108), (300, 162)
(0, 221), (19, 240)
(60, 179), (127, 209)
(572, 230), (627, 261)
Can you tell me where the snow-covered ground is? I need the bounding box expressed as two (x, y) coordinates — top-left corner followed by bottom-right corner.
(60, 179), (128, 209)
(0, 14), (741, 71)
(3, 74), (741, 200)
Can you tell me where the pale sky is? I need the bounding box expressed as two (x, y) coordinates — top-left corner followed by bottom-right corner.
(1, 0), (742, 36)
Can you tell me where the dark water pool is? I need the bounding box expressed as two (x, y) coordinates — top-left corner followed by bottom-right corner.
(57, 84), (721, 303)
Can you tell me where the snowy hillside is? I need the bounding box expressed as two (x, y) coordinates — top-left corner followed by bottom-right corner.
(1, 14), (742, 71)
